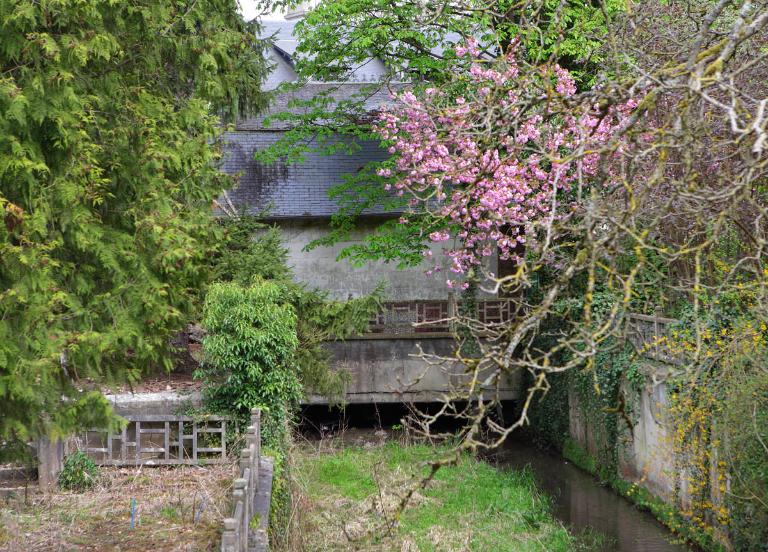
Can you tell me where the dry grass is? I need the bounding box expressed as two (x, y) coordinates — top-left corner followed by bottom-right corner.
(0, 463), (236, 551)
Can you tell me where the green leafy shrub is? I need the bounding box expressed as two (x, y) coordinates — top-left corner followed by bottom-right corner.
(197, 280), (301, 447)
(208, 216), (381, 404)
(58, 451), (100, 491)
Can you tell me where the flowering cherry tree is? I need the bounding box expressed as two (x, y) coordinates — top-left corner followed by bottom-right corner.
(375, 41), (633, 287)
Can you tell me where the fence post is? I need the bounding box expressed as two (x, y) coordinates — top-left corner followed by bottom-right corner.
(37, 436), (64, 491)
(247, 427), (260, 484)
(233, 478), (248, 552)
(221, 518), (237, 552)
(250, 443), (258, 491)
(241, 448), (255, 502)
(250, 408), (261, 464)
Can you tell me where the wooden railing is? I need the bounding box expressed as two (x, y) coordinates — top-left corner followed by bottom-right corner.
(366, 298), (516, 336)
(221, 408), (262, 552)
(80, 415), (228, 466)
(77, 409), (267, 551)
(626, 310), (683, 365)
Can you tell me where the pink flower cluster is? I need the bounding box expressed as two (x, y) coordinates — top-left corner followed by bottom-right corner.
(375, 44), (633, 279)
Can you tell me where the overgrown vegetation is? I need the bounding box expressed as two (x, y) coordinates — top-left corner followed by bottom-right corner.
(526, 306), (768, 551)
(57, 452), (100, 492)
(1, 464), (234, 551)
(197, 215), (382, 545)
(664, 308), (768, 550)
(0, 0), (268, 457)
(258, 9), (768, 552)
(285, 437), (602, 551)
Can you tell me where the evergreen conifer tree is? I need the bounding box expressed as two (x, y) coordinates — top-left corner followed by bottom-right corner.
(0, 0), (268, 456)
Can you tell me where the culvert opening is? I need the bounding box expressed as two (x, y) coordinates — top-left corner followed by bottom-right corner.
(298, 401), (519, 438)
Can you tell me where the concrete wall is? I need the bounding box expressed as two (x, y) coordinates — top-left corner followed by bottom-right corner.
(278, 219), (498, 301)
(569, 376), (682, 503)
(309, 337), (520, 404)
(569, 365), (730, 545)
(106, 391), (202, 417)
(616, 377), (678, 502)
(569, 374), (680, 502)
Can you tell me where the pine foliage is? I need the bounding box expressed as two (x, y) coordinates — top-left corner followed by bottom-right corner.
(0, 0), (268, 453)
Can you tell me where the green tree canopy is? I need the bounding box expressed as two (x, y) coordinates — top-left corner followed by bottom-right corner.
(0, 0), (268, 455)
(258, 0), (624, 267)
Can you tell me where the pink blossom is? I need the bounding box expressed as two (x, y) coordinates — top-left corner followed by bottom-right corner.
(374, 44), (633, 281)
(429, 230), (450, 242)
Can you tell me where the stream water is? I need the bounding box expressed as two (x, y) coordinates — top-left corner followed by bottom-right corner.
(488, 440), (690, 552)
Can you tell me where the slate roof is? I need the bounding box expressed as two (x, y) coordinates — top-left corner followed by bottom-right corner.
(218, 20), (398, 219)
(219, 132), (390, 219)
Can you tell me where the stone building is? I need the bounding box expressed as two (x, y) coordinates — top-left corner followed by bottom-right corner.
(218, 15), (518, 403)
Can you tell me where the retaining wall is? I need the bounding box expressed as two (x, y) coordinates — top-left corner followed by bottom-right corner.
(568, 365), (730, 548)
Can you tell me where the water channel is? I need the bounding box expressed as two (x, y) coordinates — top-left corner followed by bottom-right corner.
(488, 440), (690, 552)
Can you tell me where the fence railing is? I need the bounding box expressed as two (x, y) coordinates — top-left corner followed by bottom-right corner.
(626, 310), (683, 365)
(77, 409), (267, 551)
(80, 415), (228, 466)
(221, 408), (262, 552)
(366, 298), (516, 335)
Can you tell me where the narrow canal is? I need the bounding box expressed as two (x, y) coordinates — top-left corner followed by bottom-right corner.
(301, 405), (689, 552)
(487, 440), (690, 552)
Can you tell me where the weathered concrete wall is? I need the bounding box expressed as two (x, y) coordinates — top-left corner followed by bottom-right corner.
(278, 219), (498, 301)
(569, 365), (729, 545)
(616, 376), (678, 502)
(569, 375), (679, 501)
(309, 337), (520, 404)
(568, 388), (605, 461)
(106, 391), (202, 417)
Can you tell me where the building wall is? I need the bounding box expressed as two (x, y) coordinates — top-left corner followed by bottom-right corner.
(277, 219), (498, 301)
(309, 337), (520, 404)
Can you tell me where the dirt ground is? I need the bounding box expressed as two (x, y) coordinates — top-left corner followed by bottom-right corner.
(0, 463), (235, 551)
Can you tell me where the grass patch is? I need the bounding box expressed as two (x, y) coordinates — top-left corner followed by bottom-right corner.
(315, 451), (377, 500)
(286, 437), (591, 551)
